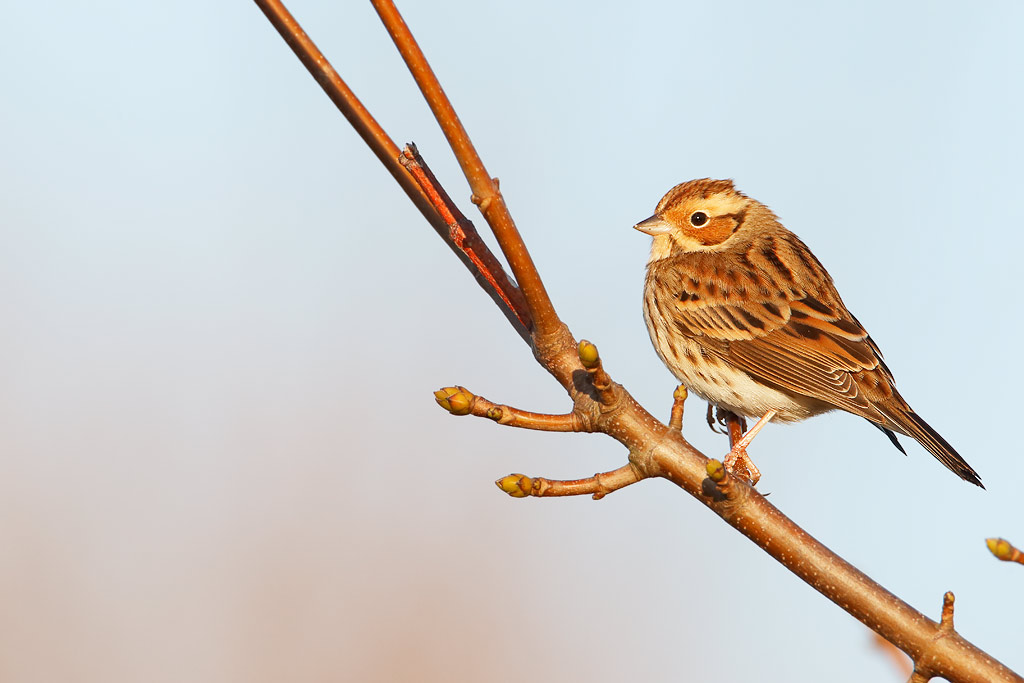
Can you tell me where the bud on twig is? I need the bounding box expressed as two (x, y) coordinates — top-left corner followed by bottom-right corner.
(577, 340), (599, 368)
(434, 386), (475, 415)
(496, 474), (533, 498)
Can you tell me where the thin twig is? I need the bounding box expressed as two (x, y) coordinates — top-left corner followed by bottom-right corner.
(399, 144), (532, 338)
(910, 592), (959, 681)
(253, 0), (530, 341)
(434, 386), (583, 432)
(254, 1), (420, 214)
(987, 538), (1024, 565)
(668, 385), (687, 432)
(369, 0), (562, 341)
(496, 464), (643, 500)
(939, 592), (956, 632)
(704, 458), (741, 502)
(577, 340), (617, 406)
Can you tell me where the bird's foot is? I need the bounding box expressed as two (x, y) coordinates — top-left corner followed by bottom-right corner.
(708, 405), (744, 435)
(706, 404), (721, 433)
(722, 409), (776, 486)
(723, 446), (761, 485)
(722, 408), (748, 438)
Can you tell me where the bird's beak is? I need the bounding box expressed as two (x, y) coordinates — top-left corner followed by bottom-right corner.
(633, 214), (673, 236)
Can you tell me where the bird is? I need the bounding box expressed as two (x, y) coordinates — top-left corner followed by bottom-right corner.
(635, 178), (983, 487)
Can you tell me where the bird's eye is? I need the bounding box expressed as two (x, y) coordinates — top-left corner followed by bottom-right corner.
(690, 211), (709, 227)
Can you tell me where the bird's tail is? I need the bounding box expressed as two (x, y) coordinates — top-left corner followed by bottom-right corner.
(885, 409), (983, 488)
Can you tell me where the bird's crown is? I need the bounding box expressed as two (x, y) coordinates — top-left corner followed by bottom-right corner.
(655, 178), (746, 214)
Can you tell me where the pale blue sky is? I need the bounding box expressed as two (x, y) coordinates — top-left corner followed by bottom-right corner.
(1, 2), (1022, 681)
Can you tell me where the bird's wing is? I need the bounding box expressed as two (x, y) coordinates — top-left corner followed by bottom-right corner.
(659, 243), (898, 419)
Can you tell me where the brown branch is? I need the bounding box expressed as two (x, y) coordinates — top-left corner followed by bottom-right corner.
(704, 458), (741, 501)
(434, 386), (582, 432)
(398, 145), (531, 338)
(253, 0), (530, 342)
(255, 4), (1021, 682)
(987, 538), (1024, 565)
(940, 592), (956, 632)
(668, 385), (687, 432)
(254, 0), (400, 186)
(910, 593), (960, 681)
(496, 464), (644, 500)
(637, 422), (1016, 681)
(577, 340), (616, 406)
(369, 0), (562, 342)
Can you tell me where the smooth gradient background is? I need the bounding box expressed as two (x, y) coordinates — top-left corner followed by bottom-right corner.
(2, 2), (1022, 681)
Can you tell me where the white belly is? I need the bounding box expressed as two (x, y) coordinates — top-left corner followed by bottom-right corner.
(643, 293), (826, 422)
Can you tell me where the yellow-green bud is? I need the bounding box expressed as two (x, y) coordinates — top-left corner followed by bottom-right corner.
(986, 537), (1012, 560)
(434, 386), (474, 415)
(578, 340), (600, 368)
(496, 474), (532, 498)
(706, 459), (726, 483)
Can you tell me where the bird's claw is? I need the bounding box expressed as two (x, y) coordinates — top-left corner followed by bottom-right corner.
(723, 446), (761, 485)
(707, 404), (729, 434)
(708, 405), (747, 436)
(721, 409), (776, 486)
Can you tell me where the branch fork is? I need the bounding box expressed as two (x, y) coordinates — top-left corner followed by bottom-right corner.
(436, 340), (648, 500)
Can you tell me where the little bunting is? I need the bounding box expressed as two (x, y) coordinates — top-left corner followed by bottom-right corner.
(636, 178), (982, 487)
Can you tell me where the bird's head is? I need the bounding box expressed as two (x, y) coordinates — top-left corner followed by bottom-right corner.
(634, 178), (757, 260)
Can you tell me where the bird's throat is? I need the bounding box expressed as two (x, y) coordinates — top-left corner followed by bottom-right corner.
(648, 234), (674, 264)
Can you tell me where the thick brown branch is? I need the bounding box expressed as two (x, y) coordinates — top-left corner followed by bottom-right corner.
(369, 0), (562, 341)
(628, 417), (1019, 682)
(253, 0), (529, 341)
